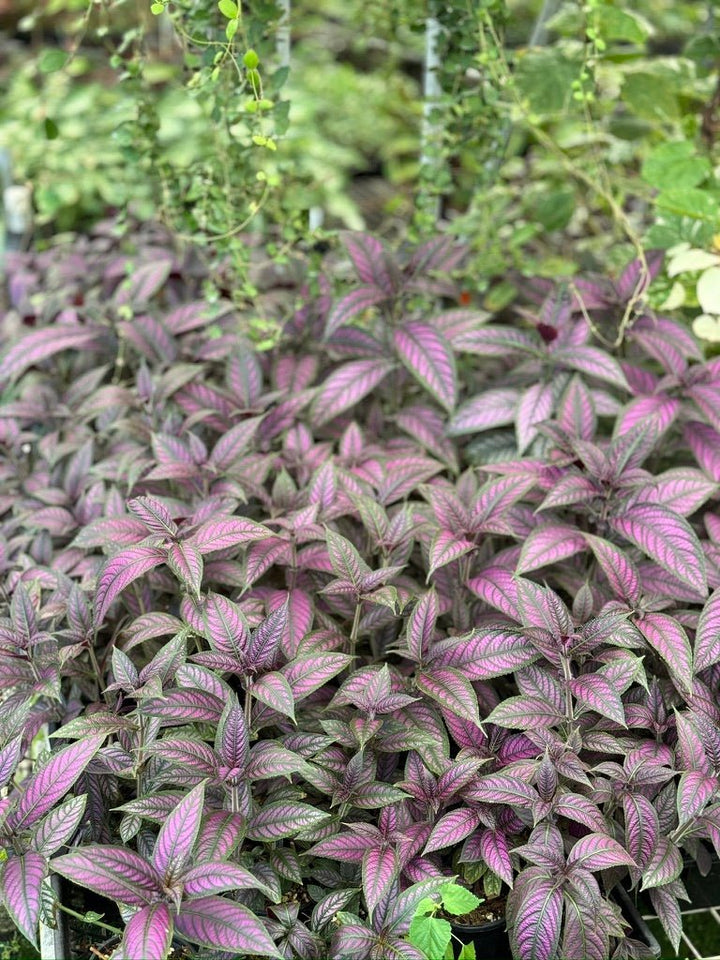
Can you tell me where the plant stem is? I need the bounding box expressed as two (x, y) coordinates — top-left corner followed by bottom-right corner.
(56, 902), (123, 937)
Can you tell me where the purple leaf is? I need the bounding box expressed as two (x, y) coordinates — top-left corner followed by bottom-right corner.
(115, 258), (172, 305)
(124, 903), (172, 960)
(427, 530), (475, 580)
(94, 546), (166, 627)
(517, 525), (587, 574)
(433, 629), (537, 680)
(447, 389), (519, 436)
(641, 836), (683, 890)
(340, 232), (395, 293)
(454, 325), (540, 356)
(567, 833), (636, 870)
(250, 672), (296, 722)
(640, 468), (718, 517)
(508, 872), (563, 960)
(31, 794), (87, 856)
(636, 612), (694, 695)
(208, 418), (262, 470)
(152, 781), (205, 880)
(183, 862), (275, 899)
(516, 382), (554, 453)
(52, 845), (161, 905)
(393, 322), (457, 412)
(2, 852), (47, 947)
(676, 771), (717, 825)
(623, 794), (659, 870)
(312, 359), (394, 425)
(695, 591), (720, 672)
(467, 775), (537, 806)
(166, 542), (204, 597)
(617, 395), (680, 438)
(363, 845), (398, 919)
(325, 286), (388, 338)
(554, 346), (629, 390)
(484, 696), (564, 730)
(424, 809), (481, 854)
(326, 528), (370, 587)
(406, 590), (438, 662)
(10, 736), (104, 830)
(0, 325), (103, 384)
(246, 802), (330, 841)
(174, 895), (281, 956)
(609, 504), (707, 596)
(217, 695), (249, 770)
(467, 567), (521, 620)
(0, 737), (22, 790)
(415, 668), (481, 727)
(479, 829), (514, 888)
(583, 534), (641, 604)
(189, 517), (270, 555)
(569, 674), (626, 726)
(685, 421), (720, 482)
(127, 496), (178, 537)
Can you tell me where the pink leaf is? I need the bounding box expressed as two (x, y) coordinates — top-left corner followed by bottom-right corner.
(0, 325), (102, 384)
(173, 895), (281, 956)
(31, 794), (87, 857)
(623, 794), (659, 870)
(427, 530), (475, 580)
(52, 846), (160, 905)
(325, 286), (388, 338)
(152, 781), (205, 880)
(609, 504), (707, 596)
(467, 567), (521, 620)
(127, 496), (178, 537)
(567, 833), (636, 870)
(11, 736), (104, 830)
(676, 771), (718, 825)
(696, 591), (720, 672)
(583, 534), (641, 604)
(246, 802), (330, 841)
(684, 421), (720, 482)
(94, 547), (166, 627)
(415, 668), (481, 727)
(124, 903), (172, 960)
(189, 517), (270, 555)
(424, 809), (481, 853)
(340, 232), (395, 293)
(208, 418), (262, 471)
(616, 395), (680, 438)
(569, 674), (625, 726)
(2, 852), (47, 947)
(447, 389), (519, 436)
(636, 612), (694, 695)
(516, 382), (554, 453)
(406, 590), (438, 662)
(555, 346), (629, 390)
(641, 836), (683, 890)
(508, 874), (563, 960)
(166, 542), (204, 597)
(638, 468), (718, 516)
(250, 672), (296, 721)
(183, 862), (274, 899)
(485, 696), (564, 730)
(363, 845), (398, 919)
(312, 359), (394, 425)
(479, 829), (514, 888)
(393, 322), (457, 412)
(517, 525), (587, 574)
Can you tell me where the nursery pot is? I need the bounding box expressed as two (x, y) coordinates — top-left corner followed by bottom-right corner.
(450, 915), (511, 960)
(613, 886), (661, 959)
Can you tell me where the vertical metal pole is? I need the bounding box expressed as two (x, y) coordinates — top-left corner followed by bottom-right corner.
(420, 15), (443, 224)
(276, 0), (291, 70)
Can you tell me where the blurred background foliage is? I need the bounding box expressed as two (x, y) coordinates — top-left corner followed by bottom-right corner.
(0, 0), (718, 333)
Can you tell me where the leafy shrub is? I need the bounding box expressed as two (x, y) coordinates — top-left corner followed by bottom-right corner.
(0, 224), (719, 959)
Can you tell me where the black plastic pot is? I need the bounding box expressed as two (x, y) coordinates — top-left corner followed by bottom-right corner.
(450, 915), (511, 960)
(613, 885), (661, 959)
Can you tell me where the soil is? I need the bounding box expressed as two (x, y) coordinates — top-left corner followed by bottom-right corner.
(441, 895), (507, 927)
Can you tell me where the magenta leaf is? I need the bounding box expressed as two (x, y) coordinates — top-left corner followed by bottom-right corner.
(124, 902), (173, 960)
(609, 504), (707, 595)
(641, 468), (718, 517)
(31, 794), (87, 856)
(183, 862), (276, 899)
(127, 496), (178, 537)
(554, 346), (629, 390)
(189, 517), (270, 555)
(173, 895), (281, 956)
(484, 696), (564, 730)
(508, 873), (563, 960)
(468, 775), (537, 806)
(479, 829), (514, 888)
(623, 794), (659, 870)
(393, 321), (457, 412)
(2, 852), (47, 947)
(52, 845), (161, 905)
(217, 695), (249, 770)
(325, 286), (387, 338)
(517, 525), (587, 574)
(567, 833), (636, 870)
(246, 802), (330, 841)
(427, 530), (475, 580)
(447, 389), (519, 435)
(641, 836), (683, 890)
(208, 417), (262, 470)
(94, 546), (166, 627)
(0, 324), (103, 384)
(424, 809), (481, 854)
(695, 591), (720, 672)
(676, 771), (718, 825)
(516, 382), (554, 453)
(583, 534), (641, 604)
(415, 668), (481, 727)
(636, 612), (694, 695)
(363, 845), (398, 919)
(569, 674), (626, 726)
(312, 359), (394, 425)
(152, 780), (205, 880)
(11, 735), (104, 830)
(166, 541), (204, 597)
(467, 567), (521, 620)
(0, 736), (22, 790)
(250, 672), (296, 721)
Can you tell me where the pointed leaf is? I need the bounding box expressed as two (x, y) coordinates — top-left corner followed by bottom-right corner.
(636, 612), (694, 695)
(94, 547), (166, 627)
(124, 903), (172, 960)
(393, 321), (457, 412)
(517, 525), (587, 574)
(695, 590), (720, 672)
(174, 895), (281, 956)
(447, 389), (519, 436)
(31, 794), (87, 856)
(516, 382), (554, 453)
(52, 846), (160, 905)
(312, 359), (394, 425)
(189, 517), (270, 555)
(2, 852), (46, 947)
(152, 781), (205, 879)
(415, 668), (481, 727)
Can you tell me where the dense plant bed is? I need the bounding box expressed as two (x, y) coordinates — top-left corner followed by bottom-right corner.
(0, 222), (719, 960)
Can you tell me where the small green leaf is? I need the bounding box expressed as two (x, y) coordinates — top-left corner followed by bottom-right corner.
(440, 882), (482, 917)
(44, 117), (59, 140)
(457, 943), (477, 960)
(218, 0), (239, 18)
(150, 2), (165, 13)
(38, 49), (69, 73)
(225, 18), (239, 40)
(243, 49), (259, 69)
(408, 915), (452, 959)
